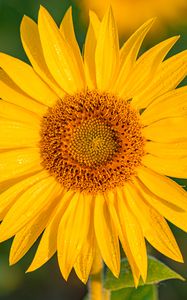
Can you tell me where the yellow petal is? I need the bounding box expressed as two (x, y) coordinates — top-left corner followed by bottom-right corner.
(142, 154), (187, 178)
(0, 177), (61, 242)
(38, 6), (85, 94)
(27, 190), (74, 272)
(117, 187), (147, 282)
(0, 70), (47, 116)
(137, 167), (187, 210)
(134, 178), (187, 233)
(57, 192), (91, 280)
(143, 117), (187, 143)
(94, 193), (120, 278)
(9, 200), (57, 265)
(120, 36), (179, 98)
(95, 7), (119, 90)
(0, 171), (48, 220)
(74, 211), (95, 283)
(21, 16), (64, 98)
(0, 100), (41, 124)
(0, 148), (42, 184)
(106, 190), (140, 287)
(141, 87), (187, 125)
(132, 50), (187, 108)
(0, 53), (58, 106)
(145, 141), (187, 158)
(84, 11), (100, 89)
(60, 7), (85, 86)
(114, 18), (155, 95)
(0, 119), (40, 149)
(126, 183), (183, 262)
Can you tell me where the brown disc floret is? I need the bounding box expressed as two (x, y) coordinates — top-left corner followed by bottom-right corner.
(40, 90), (145, 193)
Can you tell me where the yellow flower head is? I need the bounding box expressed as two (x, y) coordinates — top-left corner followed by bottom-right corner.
(79, 0), (187, 36)
(0, 6), (187, 286)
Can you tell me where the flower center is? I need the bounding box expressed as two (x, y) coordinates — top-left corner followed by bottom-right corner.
(69, 118), (119, 167)
(40, 90), (145, 194)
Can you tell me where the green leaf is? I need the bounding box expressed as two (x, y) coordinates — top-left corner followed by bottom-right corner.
(111, 285), (158, 300)
(104, 256), (184, 291)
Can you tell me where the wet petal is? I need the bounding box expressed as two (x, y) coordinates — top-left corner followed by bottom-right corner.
(0, 148), (42, 184)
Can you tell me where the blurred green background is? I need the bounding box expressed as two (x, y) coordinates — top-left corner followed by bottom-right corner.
(0, 0), (187, 299)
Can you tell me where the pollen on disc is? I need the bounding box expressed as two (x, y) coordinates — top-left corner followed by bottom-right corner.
(40, 90), (145, 193)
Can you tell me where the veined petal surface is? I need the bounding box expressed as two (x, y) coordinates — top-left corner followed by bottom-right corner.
(143, 117), (187, 143)
(126, 183), (183, 262)
(145, 141), (187, 158)
(114, 18), (155, 94)
(119, 36), (179, 98)
(141, 87), (187, 125)
(0, 119), (40, 149)
(21, 16), (64, 98)
(0, 148), (42, 183)
(9, 201), (57, 265)
(38, 6), (85, 94)
(27, 190), (74, 272)
(0, 177), (61, 242)
(0, 171), (48, 220)
(134, 178), (187, 233)
(84, 11), (100, 89)
(0, 53), (58, 106)
(60, 7), (85, 85)
(117, 187), (147, 282)
(142, 154), (187, 178)
(137, 167), (187, 210)
(95, 7), (119, 90)
(132, 50), (187, 108)
(0, 100), (41, 124)
(106, 190), (140, 287)
(0, 70), (47, 116)
(57, 193), (91, 280)
(94, 193), (120, 277)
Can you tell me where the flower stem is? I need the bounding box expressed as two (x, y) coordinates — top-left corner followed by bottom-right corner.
(89, 251), (110, 300)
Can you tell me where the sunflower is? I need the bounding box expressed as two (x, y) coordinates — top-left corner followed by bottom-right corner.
(0, 6), (187, 288)
(78, 0), (187, 36)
